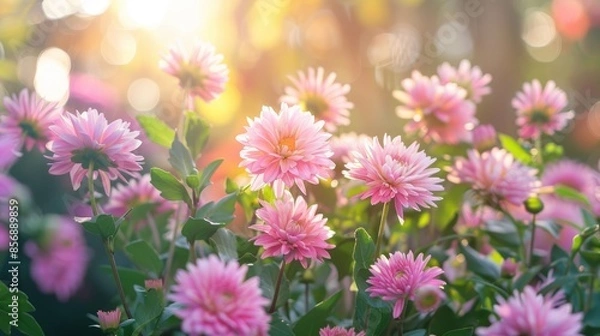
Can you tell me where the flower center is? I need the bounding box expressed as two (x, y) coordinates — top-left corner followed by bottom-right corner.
(395, 270), (406, 279)
(19, 120), (42, 139)
(529, 109), (551, 124)
(300, 94), (329, 117)
(178, 63), (206, 89)
(71, 147), (117, 171)
(279, 136), (296, 153)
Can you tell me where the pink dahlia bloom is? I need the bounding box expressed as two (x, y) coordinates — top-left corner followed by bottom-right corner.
(393, 71), (477, 144)
(0, 89), (62, 152)
(437, 60), (492, 103)
(330, 132), (371, 164)
(97, 309), (121, 332)
(280, 67), (354, 132)
(160, 40), (228, 107)
(25, 216), (89, 301)
(251, 193), (334, 268)
(512, 80), (574, 140)
(448, 148), (538, 206)
(542, 159), (599, 208)
(471, 124), (497, 151)
(0, 135), (21, 171)
(476, 286), (583, 336)
(319, 326), (366, 336)
(343, 135), (443, 220)
(46, 108), (143, 195)
(169, 255), (270, 336)
(105, 174), (175, 217)
(366, 251), (445, 318)
(414, 285), (446, 314)
(237, 103), (335, 196)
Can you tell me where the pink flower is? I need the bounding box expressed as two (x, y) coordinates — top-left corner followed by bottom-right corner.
(46, 108), (143, 195)
(330, 132), (371, 164)
(437, 60), (492, 103)
(0, 135), (21, 171)
(366, 251), (445, 318)
(476, 286), (583, 336)
(280, 67), (354, 132)
(169, 255), (270, 336)
(472, 124), (497, 151)
(0, 173), (30, 221)
(512, 80), (574, 140)
(237, 103), (335, 196)
(448, 148), (538, 206)
(414, 285), (446, 314)
(0, 225), (8, 251)
(160, 40), (228, 107)
(97, 309), (121, 331)
(343, 135), (443, 220)
(393, 71), (477, 144)
(319, 326), (366, 336)
(105, 174), (175, 217)
(251, 193), (334, 268)
(25, 216), (89, 301)
(0, 89), (62, 152)
(542, 159), (599, 207)
(144, 278), (163, 290)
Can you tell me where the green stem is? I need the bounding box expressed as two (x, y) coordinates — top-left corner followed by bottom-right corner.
(87, 164), (99, 217)
(375, 202), (390, 257)
(304, 282), (309, 314)
(103, 240), (132, 319)
(500, 208), (527, 262)
(534, 136), (543, 165)
(268, 260), (287, 313)
(588, 270), (597, 312)
(397, 301), (407, 336)
(189, 240), (197, 262)
(163, 203), (183, 293)
(528, 214), (537, 267)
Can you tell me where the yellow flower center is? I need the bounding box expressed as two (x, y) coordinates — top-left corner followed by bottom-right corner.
(300, 94), (329, 117)
(279, 136), (296, 153)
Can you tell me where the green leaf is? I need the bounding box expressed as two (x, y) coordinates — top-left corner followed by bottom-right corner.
(405, 330), (427, 336)
(442, 327), (474, 336)
(99, 266), (146, 300)
(209, 228), (238, 261)
(132, 288), (164, 336)
(136, 115), (175, 148)
(353, 228), (375, 273)
(185, 173), (201, 191)
(150, 167), (192, 208)
(168, 136), (196, 178)
(182, 217), (226, 242)
(195, 192), (238, 224)
(554, 185), (591, 206)
(81, 214), (117, 239)
(125, 240), (163, 275)
(199, 159), (224, 192)
(329, 236), (354, 280)
(184, 112), (210, 159)
(269, 313), (295, 336)
(499, 134), (532, 164)
(292, 291), (342, 336)
(458, 244), (500, 281)
(429, 305), (461, 335)
(18, 313), (44, 336)
(584, 300), (600, 327)
(251, 262), (289, 311)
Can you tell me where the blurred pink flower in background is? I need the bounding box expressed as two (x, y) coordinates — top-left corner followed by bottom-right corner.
(330, 132), (371, 164)
(414, 285), (446, 314)
(46, 108), (143, 195)
(105, 174), (175, 217)
(25, 216), (89, 301)
(0, 135), (21, 171)
(448, 148), (538, 206)
(437, 60), (492, 103)
(541, 159), (599, 209)
(237, 103), (335, 197)
(394, 71), (477, 144)
(0, 89), (62, 152)
(169, 255), (270, 336)
(319, 326), (366, 336)
(0, 173), (30, 221)
(476, 286), (583, 336)
(160, 40), (229, 108)
(280, 67), (354, 132)
(512, 80), (574, 140)
(367, 251), (445, 318)
(343, 135), (443, 220)
(0, 225), (8, 251)
(471, 124), (497, 152)
(251, 193), (334, 268)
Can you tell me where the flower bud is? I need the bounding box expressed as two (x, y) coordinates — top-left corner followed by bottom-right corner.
(472, 124), (497, 151)
(501, 258), (519, 278)
(97, 309), (121, 332)
(524, 196), (544, 215)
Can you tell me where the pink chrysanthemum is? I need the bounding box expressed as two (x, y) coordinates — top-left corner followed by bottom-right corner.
(97, 309), (121, 332)
(105, 174), (175, 217)
(476, 286), (583, 336)
(0, 89), (62, 152)
(25, 216), (89, 301)
(542, 159), (598, 203)
(280, 67), (354, 132)
(169, 255), (270, 336)
(437, 60), (492, 103)
(448, 148), (538, 206)
(471, 124), (497, 151)
(237, 103), (335, 196)
(319, 326), (366, 336)
(0, 135), (21, 171)
(512, 80), (574, 140)
(160, 40), (228, 107)
(46, 108), (143, 195)
(393, 71), (477, 144)
(343, 135), (443, 220)
(330, 132), (371, 164)
(367, 251), (445, 318)
(414, 285), (446, 314)
(251, 193), (334, 268)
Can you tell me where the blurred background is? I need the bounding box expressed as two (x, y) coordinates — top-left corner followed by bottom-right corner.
(1, 0), (600, 333)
